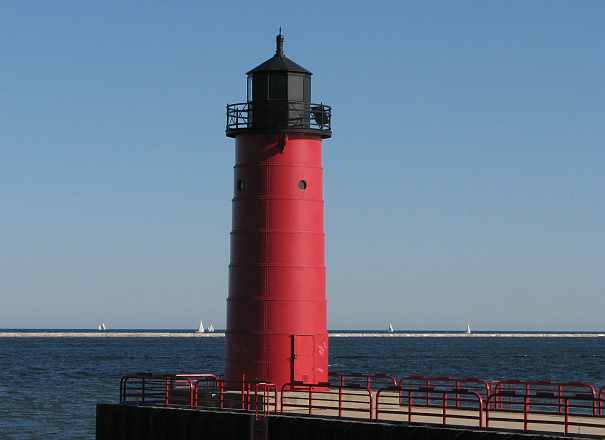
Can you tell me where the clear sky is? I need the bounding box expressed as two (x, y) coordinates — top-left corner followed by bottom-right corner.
(1, 1), (603, 330)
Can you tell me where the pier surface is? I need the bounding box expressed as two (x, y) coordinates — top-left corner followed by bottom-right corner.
(2, 331), (605, 337)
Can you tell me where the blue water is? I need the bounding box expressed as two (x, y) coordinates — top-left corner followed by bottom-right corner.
(1, 336), (604, 439)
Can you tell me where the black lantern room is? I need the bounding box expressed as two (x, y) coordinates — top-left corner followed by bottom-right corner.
(226, 33), (331, 138)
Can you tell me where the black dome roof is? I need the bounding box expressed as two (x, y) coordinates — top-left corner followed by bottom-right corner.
(246, 34), (311, 75)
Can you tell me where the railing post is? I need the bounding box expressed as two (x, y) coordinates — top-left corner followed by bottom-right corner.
(525, 383), (530, 411)
(192, 380), (196, 408)
(219, 380), (224, 410)
(338, 383), (343, 417)
(564, 399), (569, 435)
(195, 381), (199, 408)
(123, 377), (127, 403)
(260, 384), (268, 416)
(164, 376), (171, 406)
(308, 387), (313, 415)
(408, 390), (413, 423)
(455, 380), (460, 408)
(253, 384), (260, 418)
(442, 392), (448, 425)
(523, 395), (529, 431)
(241, 374), (246, 410)
(478, 395), (484, 428)
(280, 385), (285, 414)
(426, 379), (431, 406)
(398, 384), (403, 408)
(141, 377), (145, 403)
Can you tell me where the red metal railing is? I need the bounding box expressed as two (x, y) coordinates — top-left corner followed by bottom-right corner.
(119, 372), (605, 435)
(375, 384), (484, 427)
(176, 373), (217, 407)
(120, 373), (196, 407)
(120, 373), (276, 417)
(397, 375), (491, 409)
(256, 383), (278, 416)
(486, 390), (605, 435)
(491, 380), (598, 415)
(281, 382), (373, 420)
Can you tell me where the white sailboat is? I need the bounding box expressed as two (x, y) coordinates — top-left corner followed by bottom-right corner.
(97, 324), (103, 331)
(101, 323), (107, 331)
(197, 320), (205, 333)
(208, 323), (215, 333)
(466, 323), (471, 334)
(388, 322), (394, 333)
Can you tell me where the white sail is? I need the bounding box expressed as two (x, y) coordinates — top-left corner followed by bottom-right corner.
(388, 322), (394, 333)
(466, 324), (471, 334)
(101, 323), (107, 331)
(197, 320), (205, 333)
(208, 324), (215, 333)
(97, 324), (103, 331)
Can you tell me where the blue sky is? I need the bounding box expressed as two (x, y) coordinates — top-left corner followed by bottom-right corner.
(0, 1), (603, 330)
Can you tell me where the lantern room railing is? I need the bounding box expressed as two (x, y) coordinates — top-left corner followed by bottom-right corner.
(226, 101), (331, 137)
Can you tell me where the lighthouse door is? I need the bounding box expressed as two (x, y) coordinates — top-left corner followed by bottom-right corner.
(290, 335), (315, 384)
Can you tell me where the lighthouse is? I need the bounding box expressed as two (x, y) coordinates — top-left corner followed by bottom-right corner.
(224, 33), (332, 387)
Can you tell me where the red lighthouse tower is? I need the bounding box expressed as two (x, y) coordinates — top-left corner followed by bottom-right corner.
(225, 34), (332, 387)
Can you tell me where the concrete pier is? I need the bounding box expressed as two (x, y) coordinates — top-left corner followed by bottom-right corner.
(97, 404), (595, 440)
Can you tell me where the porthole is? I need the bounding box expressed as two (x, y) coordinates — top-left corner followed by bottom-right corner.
(298, 180), (307, 191)
(237, 179), (246, 192)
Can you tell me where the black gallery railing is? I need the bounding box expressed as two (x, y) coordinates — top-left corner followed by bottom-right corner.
(226, 101), (331, 134)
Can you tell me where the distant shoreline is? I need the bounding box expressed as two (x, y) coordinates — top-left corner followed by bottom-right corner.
(1, 331), (604, 338)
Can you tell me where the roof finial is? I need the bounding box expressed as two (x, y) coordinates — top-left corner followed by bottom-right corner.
(276, 29), (284, 57)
